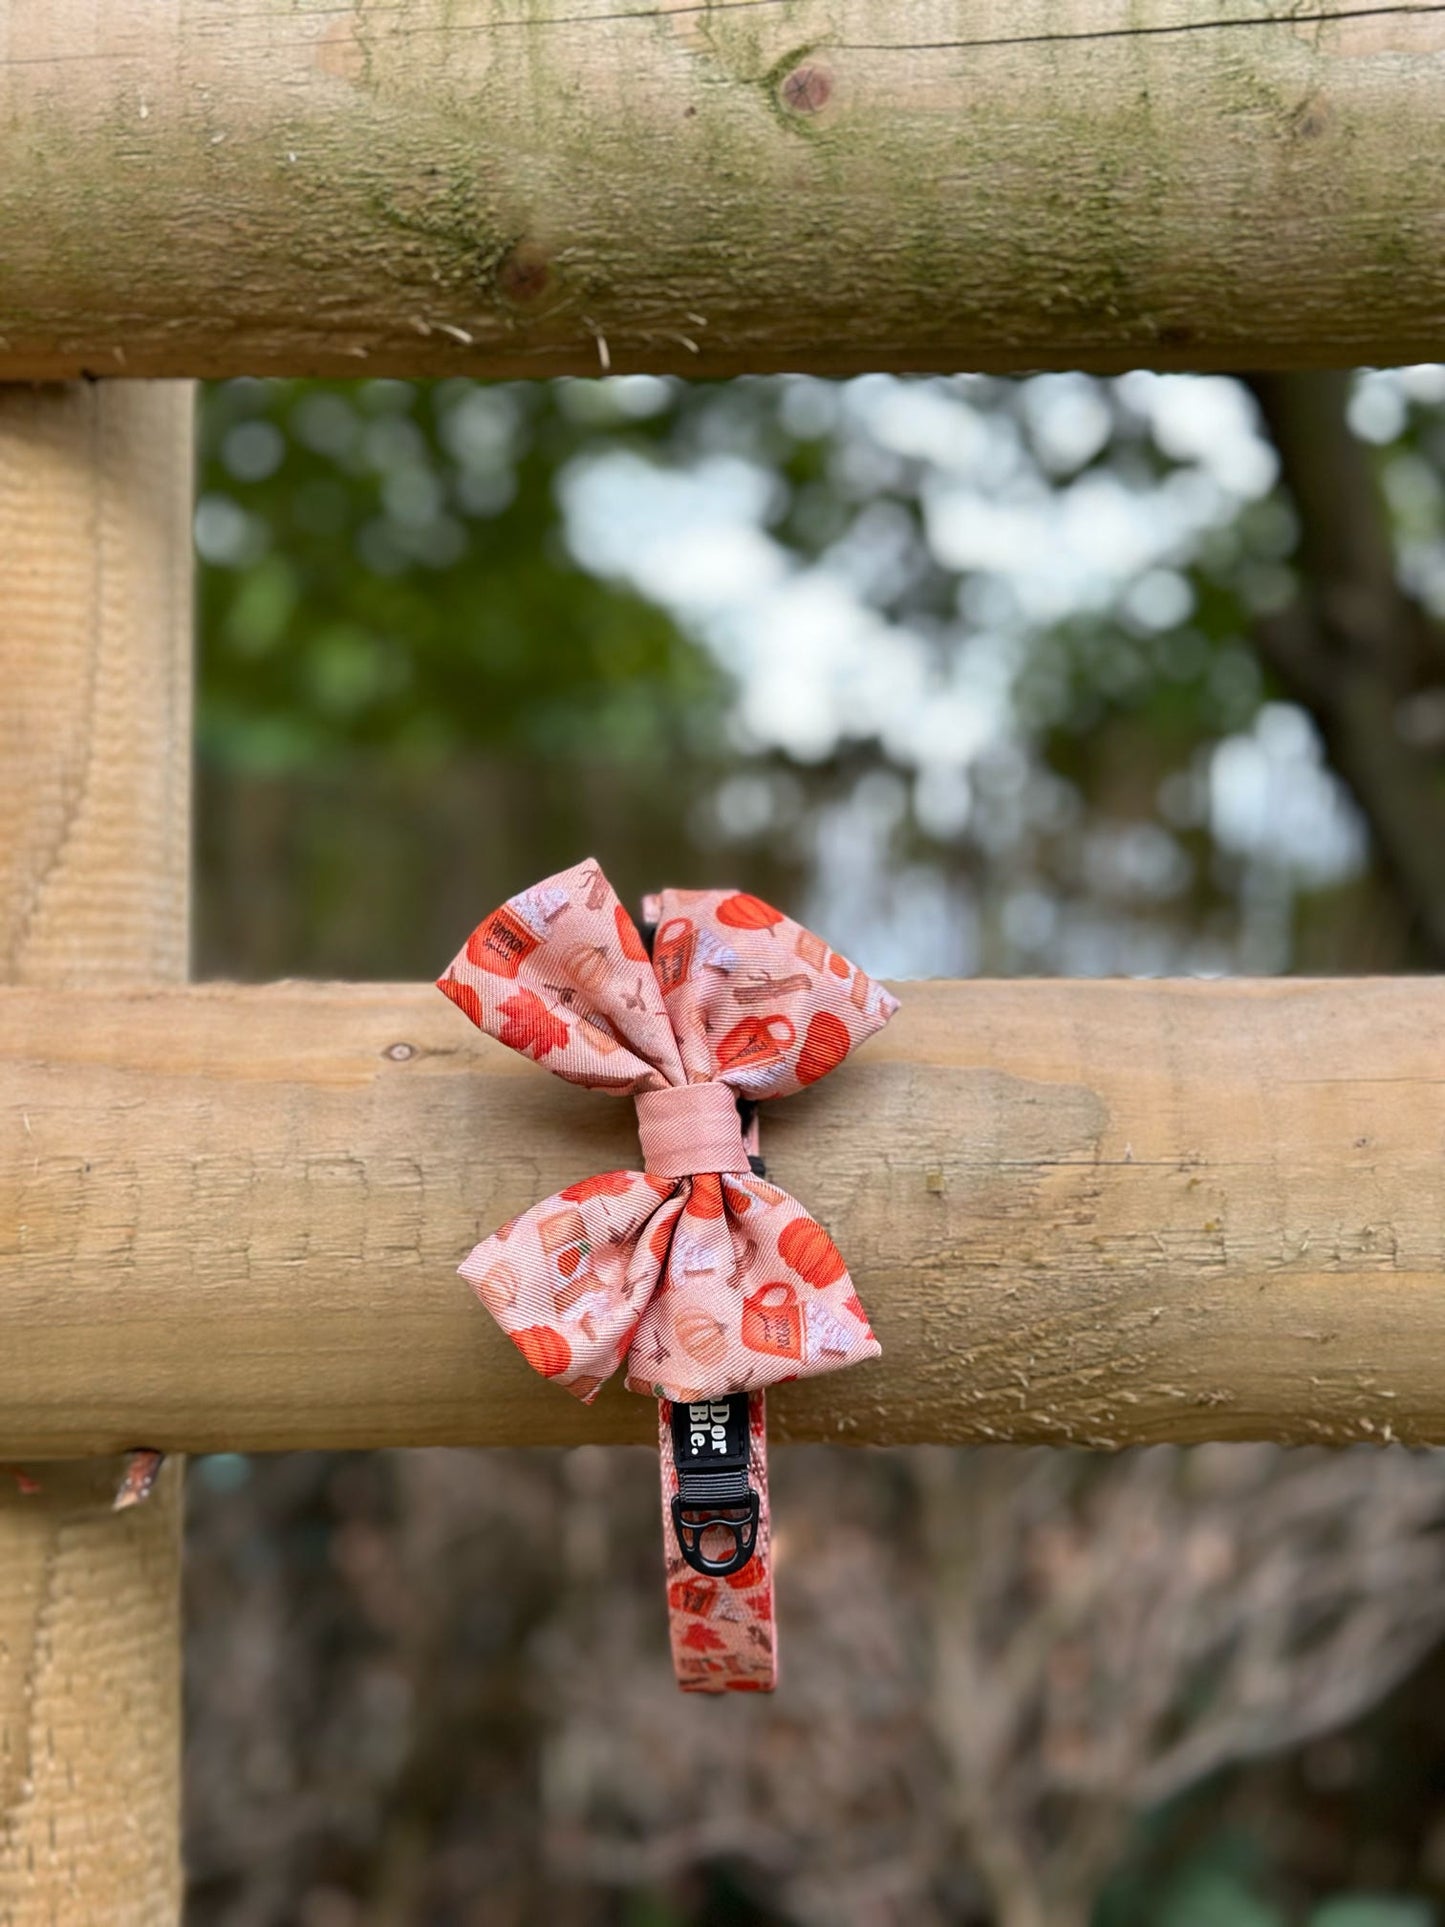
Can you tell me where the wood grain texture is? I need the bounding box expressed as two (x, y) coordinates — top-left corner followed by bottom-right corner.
(0, 381), (192, 1927)
(2, 1), (1445, 379)
(0, 383), (193, 986)
(0, 1461), (185, 1927)
(3, 976), (1443, 1455)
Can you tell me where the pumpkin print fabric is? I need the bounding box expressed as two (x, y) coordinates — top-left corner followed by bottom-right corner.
(438, 857), (899, 1405)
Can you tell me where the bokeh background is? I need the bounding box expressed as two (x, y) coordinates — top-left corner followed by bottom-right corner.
(185, 369), (1445, 1927)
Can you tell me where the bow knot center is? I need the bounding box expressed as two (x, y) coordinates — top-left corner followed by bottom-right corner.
(635, 1083), (751, 1180)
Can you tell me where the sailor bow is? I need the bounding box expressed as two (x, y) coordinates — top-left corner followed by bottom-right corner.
(437, 857), (898, 1405)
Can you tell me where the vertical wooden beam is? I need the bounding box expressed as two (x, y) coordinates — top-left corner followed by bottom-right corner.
(0, 382), (194, 1924)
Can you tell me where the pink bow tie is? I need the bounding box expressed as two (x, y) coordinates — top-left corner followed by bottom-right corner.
(437, 857), (899, 1404)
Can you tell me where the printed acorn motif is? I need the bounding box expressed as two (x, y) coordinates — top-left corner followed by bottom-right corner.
(796, 1010), (850, 1085)
(511, 1324), (572, 1378)
(778, 1214), (847, 1287)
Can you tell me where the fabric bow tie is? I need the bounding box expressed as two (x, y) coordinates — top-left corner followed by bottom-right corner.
(437, 857), (899, 1405)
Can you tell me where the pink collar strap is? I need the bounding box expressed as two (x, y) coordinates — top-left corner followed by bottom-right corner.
(437, 857), (899, 1693)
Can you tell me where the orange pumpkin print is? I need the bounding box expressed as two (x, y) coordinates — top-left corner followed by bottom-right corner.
(674, 1305), (727, 1367)
(511, 1323), (572, 1378)
(497, 987), (568, 1060)
(563, 941), (610, 990)
(615, 903), (650, 962)
(561, 1170), (635, 1203)
(828, 950), (850, 978)
(685, 1173), (725, 1219)
(796, 1010), (850, 1086)
(778, 1215), (846, 1286)
(716, 892), (784, 931)
(437, 973), (482, 1028)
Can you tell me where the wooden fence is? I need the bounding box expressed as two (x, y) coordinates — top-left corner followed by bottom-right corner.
(4, 1), (1445, 1919)
(4, 977), (1444, 1457)
(3, 1), (1445, 380)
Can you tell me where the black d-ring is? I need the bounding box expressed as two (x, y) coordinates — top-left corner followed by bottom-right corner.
(671, 1492), (761, 1577)
(668, 1393), (759, 1578)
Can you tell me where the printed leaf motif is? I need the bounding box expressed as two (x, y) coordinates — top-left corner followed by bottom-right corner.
(439, 858), (897, 1407)
(497, 988), (569, 1059)
(437, 974), (482, 1027)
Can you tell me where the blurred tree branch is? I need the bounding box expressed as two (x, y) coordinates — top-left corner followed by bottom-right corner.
(1247, 372), (1445, 962)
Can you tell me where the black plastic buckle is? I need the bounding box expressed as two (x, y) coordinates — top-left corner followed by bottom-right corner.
(669, 1393), (759, 1578)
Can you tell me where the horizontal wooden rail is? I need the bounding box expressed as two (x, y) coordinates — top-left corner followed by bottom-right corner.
(3, 978), (1443, 1454)
(3, 3), (1445, 379)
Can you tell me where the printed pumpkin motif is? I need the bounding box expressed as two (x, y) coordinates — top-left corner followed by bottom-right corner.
(778, 1214), (847, 1287)
(562, 941), (610, 991)
(715, 892), (784, 931)
(797, 1010), (850, 1085)
(437, 856), (897, 1407)
(511, 1324), (571, 1378)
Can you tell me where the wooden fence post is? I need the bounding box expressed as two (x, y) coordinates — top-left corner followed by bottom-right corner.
(0, 381), (194, 1924)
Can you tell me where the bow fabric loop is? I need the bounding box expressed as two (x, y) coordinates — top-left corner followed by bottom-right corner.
(635, 1083), (751, 1179)
(438, 857), (898, 1405)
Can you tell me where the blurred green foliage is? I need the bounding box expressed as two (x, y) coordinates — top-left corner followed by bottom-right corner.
(198, 370), (1426, 984)
(198, 377), (722, 774)
(190, 371), (1445, 1927)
